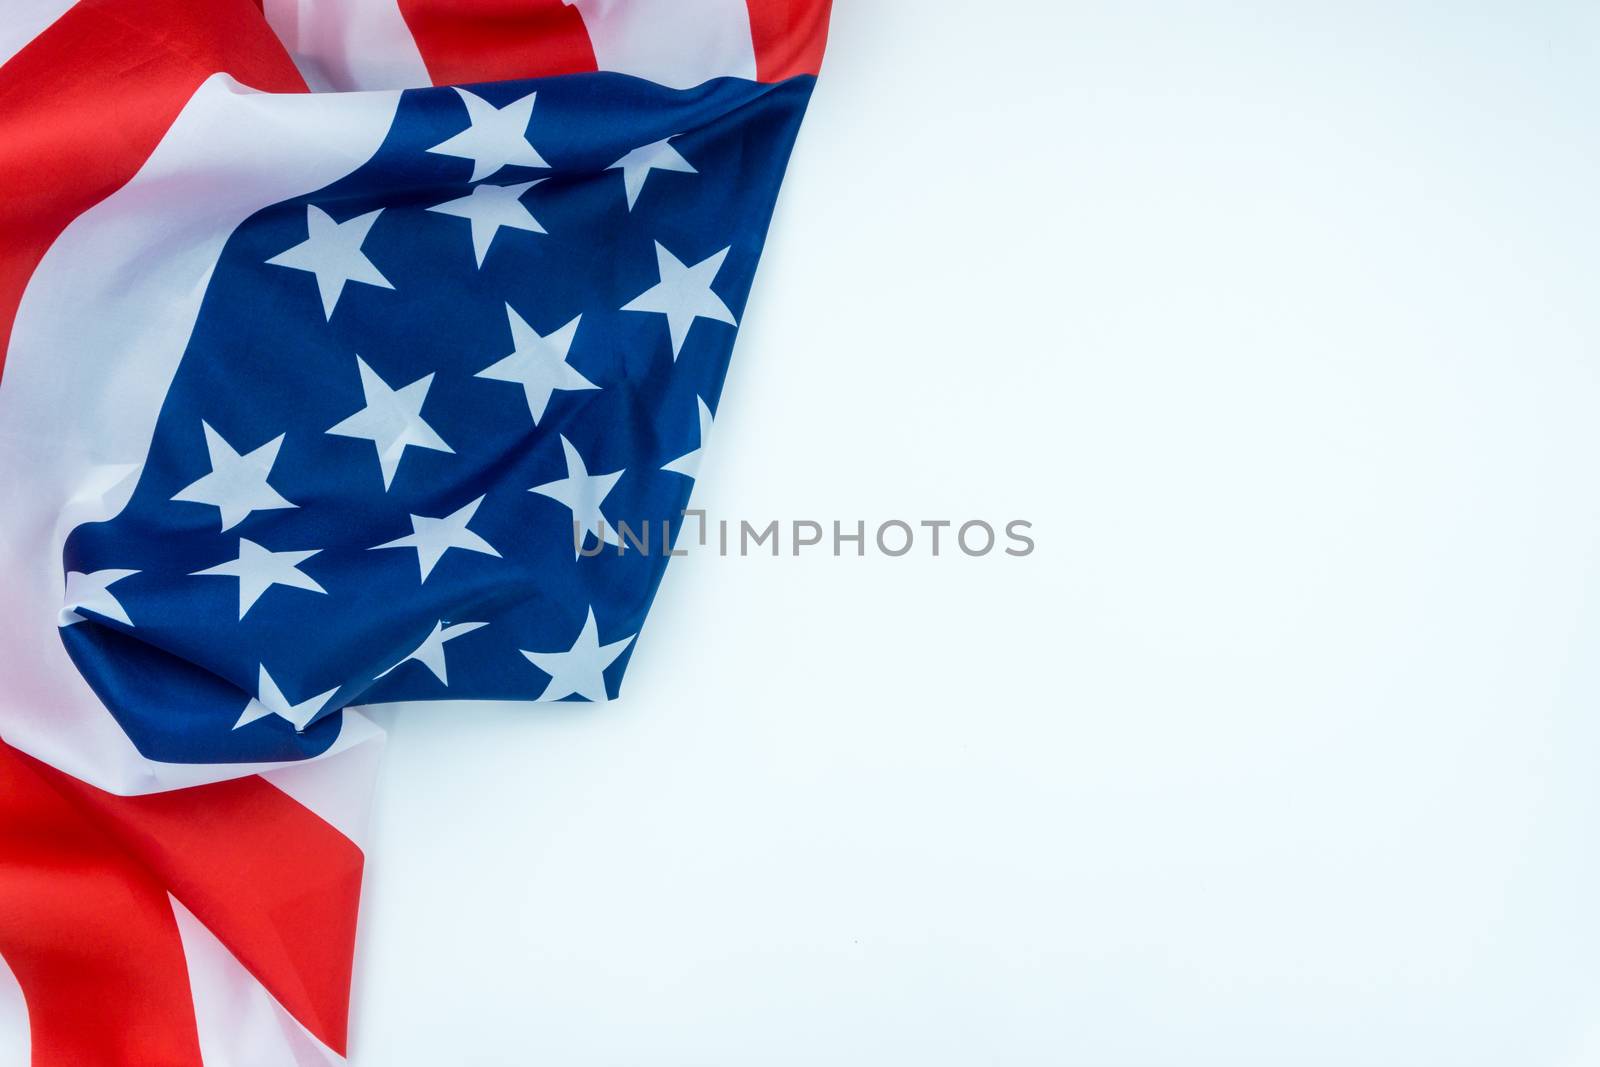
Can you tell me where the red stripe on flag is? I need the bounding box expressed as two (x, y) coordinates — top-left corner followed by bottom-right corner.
(0, 744), (205, 1067)
(397, 0), (598, 86)
(0, 0), (304, 380)
(17, 749), (365, 1056)
(746, 0), (833, 82)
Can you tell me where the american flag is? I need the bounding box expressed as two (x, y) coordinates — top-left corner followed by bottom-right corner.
(0, 1), (830, 1062)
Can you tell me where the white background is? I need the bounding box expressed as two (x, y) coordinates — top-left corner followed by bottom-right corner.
(352, 3), (1600, 1063)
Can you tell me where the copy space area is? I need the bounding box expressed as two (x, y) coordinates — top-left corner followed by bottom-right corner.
(353, 4), (1600, 1064)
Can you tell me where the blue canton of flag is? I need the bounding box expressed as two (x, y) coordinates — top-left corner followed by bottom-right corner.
(57, 73), (814, 765)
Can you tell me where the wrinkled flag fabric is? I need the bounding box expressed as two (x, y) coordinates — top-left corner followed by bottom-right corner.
(0, 2), (831, 1062)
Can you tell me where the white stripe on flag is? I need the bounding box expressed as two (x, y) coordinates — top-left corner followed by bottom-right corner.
(263, 0), (431, 92)
(0, 0), (75, 67)
(566, 0), (758, 88)
(0, 73), (396, 795)
(0, 950), (28, 1067)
